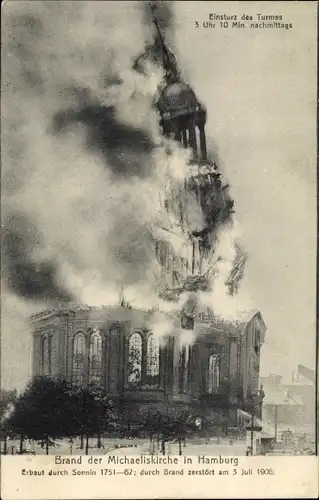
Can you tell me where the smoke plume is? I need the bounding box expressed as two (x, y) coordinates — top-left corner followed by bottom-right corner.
(2, 1), (183, 309)
(199, 223), (252, 320)
(1, 2), (180, 389)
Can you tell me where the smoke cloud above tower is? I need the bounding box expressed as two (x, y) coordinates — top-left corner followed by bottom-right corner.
(1, 1), (252, 393)
(2, 1), (179, 307)
(2, 0), (240, 307)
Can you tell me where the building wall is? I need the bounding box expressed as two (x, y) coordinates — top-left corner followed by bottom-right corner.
(260, 373), (315, 430)
(263, 403), (304, 429)
(32, 333), (42, 378)
(284, 383), (315, 425)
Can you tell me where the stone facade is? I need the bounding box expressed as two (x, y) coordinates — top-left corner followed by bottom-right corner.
(31, 306), (266, 425)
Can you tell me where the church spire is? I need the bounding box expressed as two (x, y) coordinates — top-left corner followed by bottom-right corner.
(150, 2), (180, 82)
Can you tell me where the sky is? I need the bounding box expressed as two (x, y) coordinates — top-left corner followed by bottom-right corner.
(1, 1), (317, 390)
(172, 1), (317, 381)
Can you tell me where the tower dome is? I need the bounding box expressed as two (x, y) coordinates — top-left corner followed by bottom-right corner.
(157, 82), (199, 114)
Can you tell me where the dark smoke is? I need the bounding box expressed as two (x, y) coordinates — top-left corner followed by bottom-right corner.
(2, 1), (167, 307)
(2, 0), (246, 318)
(52, 103), (155, 178)
(2, 1), (179, 392)
(143, 1), (174, 33)
(2, 214), (72, 303)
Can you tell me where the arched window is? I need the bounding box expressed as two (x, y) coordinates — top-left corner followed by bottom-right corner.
(253, 326), (260, 356)
(146, 335), (160, 385)
(208, 354), (220, 394)
(72, 332), (86, 386)
(128, 332), (142, 385)
(179, 345), (190, 393)
(42, 334), (52, 376)
(88, 329), (102, 384)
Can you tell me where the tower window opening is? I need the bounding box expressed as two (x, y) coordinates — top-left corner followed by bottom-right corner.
(188, 124), (198, 159)
(208, 354), (220, 393)
(183, 345), (190, 392)
(181, 128), (188, 147)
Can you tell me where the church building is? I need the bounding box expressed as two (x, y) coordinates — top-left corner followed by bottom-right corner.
(31, 305), (266, 427)
(31, 14), (266, 430)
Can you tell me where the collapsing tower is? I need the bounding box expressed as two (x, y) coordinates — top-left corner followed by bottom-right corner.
(134, 13), (246, 319)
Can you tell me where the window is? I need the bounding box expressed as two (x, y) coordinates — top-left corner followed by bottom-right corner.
(88, 329), (102, 384)
(208, 354), (220, 393)
(146, 335), (160, 385)
(156, 241), (166, 267)
(72, 332), (86, 386)
(253, 327), (260, 355)
(42, 334), (52, 376)
(128, 332), (142, 385)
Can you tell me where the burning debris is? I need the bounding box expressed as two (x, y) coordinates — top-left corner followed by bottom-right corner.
(134, 5), (246, 320)
(226, 244), (247, 296)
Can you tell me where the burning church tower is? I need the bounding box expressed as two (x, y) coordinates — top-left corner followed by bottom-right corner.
(134, 13), (242, 320)
(31, 6), (266, 430)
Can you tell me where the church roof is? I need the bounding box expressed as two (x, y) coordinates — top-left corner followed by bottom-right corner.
(193, 309), (267, 339)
